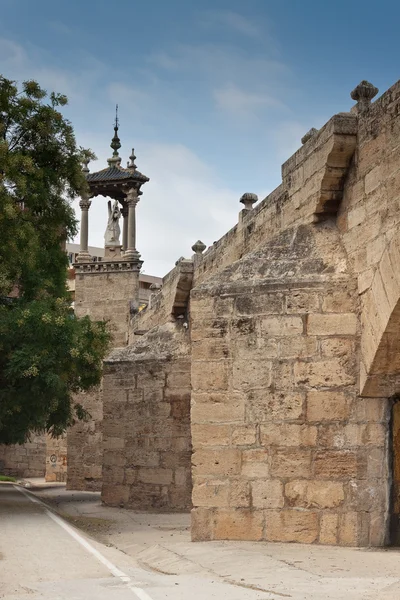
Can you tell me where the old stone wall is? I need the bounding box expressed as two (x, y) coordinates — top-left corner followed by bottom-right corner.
(67, 267), (139, 491)
(0, 434), (46, 478)
(66, 78), (400, 546)
(102, 323), (192, 510)
(190, 222), (389, 546)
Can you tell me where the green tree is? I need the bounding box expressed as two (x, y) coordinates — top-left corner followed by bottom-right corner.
(0, 76), (110, 445)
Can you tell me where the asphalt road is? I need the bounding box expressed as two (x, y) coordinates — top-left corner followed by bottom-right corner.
(0, 484), (267, 600)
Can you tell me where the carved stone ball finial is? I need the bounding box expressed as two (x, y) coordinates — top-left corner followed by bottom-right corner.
(351, 80), (379, 113)
(301, 128), (319, 145)
(191, 240), (206, 255)
(240, 192), (258, 211)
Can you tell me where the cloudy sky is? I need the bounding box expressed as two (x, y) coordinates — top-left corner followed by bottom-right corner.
(1, 0), (399, 276)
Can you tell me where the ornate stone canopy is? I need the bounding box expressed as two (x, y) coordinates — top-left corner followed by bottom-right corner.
(77, 107), (149, 263)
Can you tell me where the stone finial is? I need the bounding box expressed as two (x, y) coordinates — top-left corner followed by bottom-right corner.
(351, 80), (379, 113)
(191, 240), (206, 255)
(127, 148), (137, 171)
(301, 128), (318, 145)
(240, 192), (258, 211)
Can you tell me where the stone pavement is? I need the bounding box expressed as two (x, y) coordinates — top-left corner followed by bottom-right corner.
(22, 479), (400, 600)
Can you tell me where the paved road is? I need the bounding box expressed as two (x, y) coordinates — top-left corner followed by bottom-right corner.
(0, 484), (266, 600)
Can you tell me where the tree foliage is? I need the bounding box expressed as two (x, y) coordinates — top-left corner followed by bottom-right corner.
(0, 76), (110, 444)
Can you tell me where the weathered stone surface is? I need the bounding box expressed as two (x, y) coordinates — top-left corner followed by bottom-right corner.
(101, 323), (192, 511)
(285, 480), (344, 509)
(266, 510), (319, 543)
(53, 78), (400, 550)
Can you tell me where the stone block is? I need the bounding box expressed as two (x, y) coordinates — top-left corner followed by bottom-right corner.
(270, 449), (312, 478)
(214, 509), (264, 541)
(191, 507), (214, 541)
(231, 425), (257, 445)
(192, 449), (241, 477)
(246, 391), (305, 423)
(319, 514), (338, 545)
(192, 361), (229, 391)
(365, 165), (382, 195)
(294, 359), (355, 387)
(322, 288), (357, 313)
(192, 480), (229, 508)
(265, 510), (319, 543)
(241, 448), (270, 478)
(285, 480), (344, 509)
(251, 480), (284, 508)
(349, 397), (388, 423)
(261, 316), (304, 337)
(260, 424), (317, 447)
(369, 512), (387, 546)
(138, 468), (173, 485)
(338, 512), (359, 546)
(307, 313), (358, 336)
(191, 424), (231, 447)
(314, 451), (358, 479)
(285, 291), (320, 314)
(307, 391), (350, 422)
(229, 480), (251, 507)
(191, 392), (245, 423)
(232, 359), (272, 391)
(279, 336), (318, 359)
(192, 339), (230, 360)
(235, 336), (278, 360)
(235, 293), (284, 315)
(102, 484), (130, 506)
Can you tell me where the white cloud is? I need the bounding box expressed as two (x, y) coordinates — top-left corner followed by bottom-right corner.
(203, 9), (261, 37)
(214, 82), (285, 117)
(0, 37), (106, 103)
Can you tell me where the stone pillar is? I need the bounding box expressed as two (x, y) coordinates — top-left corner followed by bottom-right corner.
(77, 197), (91, 262)
(122, 204), (128, 251)
(124, 188), (140, 260)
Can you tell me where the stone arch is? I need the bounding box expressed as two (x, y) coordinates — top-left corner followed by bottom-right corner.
(360, 230), (400, 397)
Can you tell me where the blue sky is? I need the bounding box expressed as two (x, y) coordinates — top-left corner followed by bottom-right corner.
(1, 0), (399, 275)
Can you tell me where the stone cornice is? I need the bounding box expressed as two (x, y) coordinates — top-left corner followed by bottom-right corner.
(74, 259), (142, 274)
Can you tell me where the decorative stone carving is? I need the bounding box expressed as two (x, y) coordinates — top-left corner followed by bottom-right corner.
(240, 192), (258, 210)
(104, 200), (121, 247)
(74, 260), (142, 274)
(79, 198), (91, 211)
(301, 128), (319, 145)
(350, 80), (379, 113)
(192, 240), (206, 255)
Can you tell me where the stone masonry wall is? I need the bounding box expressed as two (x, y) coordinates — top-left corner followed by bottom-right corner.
(0, 434), (46, 478)
(190, 222), (389, 546)
(102, 323), (192, 510)
(45, 434), (67, 483)
(67, 268), (138, 491)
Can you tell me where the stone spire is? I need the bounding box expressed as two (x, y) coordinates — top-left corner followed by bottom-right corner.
(108, 105), (122, 167)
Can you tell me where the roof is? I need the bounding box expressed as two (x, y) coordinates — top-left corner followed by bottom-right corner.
(86, 166), (149, 184)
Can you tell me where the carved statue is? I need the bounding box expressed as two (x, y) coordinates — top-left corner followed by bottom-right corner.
(104, 200), (121, 246)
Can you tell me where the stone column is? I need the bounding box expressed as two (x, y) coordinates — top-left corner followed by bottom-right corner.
(124, 188), (140, 260)
(122, 204), (129, 251)
(77, 197), (91, 262)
